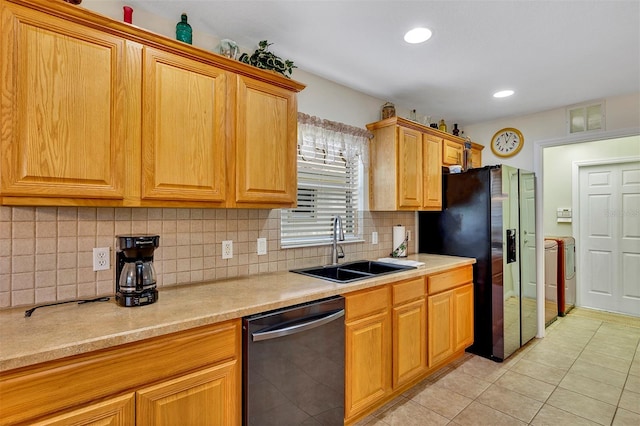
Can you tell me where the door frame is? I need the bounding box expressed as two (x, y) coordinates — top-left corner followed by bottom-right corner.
(571, 157), (640, 308)
(533, 126), (639, 337)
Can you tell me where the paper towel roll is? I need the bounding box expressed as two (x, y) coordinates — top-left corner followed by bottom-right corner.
(391, 225), (407, 257)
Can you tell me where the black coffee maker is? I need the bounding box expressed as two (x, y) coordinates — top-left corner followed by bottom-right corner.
(115, 235), (160, 307)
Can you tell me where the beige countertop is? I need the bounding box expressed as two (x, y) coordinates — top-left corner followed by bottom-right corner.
(0, 254), (474, 372)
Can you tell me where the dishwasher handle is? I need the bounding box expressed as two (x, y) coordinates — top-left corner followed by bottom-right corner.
(251, 309), (345, 342)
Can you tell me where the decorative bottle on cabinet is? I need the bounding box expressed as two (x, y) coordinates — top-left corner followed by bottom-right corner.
(439, 119), (447, 133)
(123, 6), (133, 23)
(452, 123), (460, 136)
(176, 13), (193, 44)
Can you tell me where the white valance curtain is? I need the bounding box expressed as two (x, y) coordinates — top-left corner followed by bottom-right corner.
(297, 113), (373, 168)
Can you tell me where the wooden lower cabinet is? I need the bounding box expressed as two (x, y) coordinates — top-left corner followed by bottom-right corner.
(454, 283), (475, 351)
(427, 289), (455, 366)
(345, 266), (474, 424)
(344, 286), (391, 422)
(0, 320), (241, 426)
(392, 278), (427, 388)
(31, 393), (135, 426)
(427, 266), (475, 368)
(137, 361), (238, 426)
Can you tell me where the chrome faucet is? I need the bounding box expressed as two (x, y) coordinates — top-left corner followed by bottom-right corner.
(331, 215), (345, 265)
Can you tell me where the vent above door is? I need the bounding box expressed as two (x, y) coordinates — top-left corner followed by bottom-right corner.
(567, 101), (605, 134)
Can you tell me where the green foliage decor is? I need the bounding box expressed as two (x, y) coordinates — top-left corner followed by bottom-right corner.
(239, 40), (296, 78)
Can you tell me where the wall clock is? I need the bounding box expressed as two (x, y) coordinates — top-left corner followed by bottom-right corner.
(490, 127), (524, 158)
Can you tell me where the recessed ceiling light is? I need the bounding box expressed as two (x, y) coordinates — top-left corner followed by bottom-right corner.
(493, 90), (515, 98)
(404, 27), (432, 44)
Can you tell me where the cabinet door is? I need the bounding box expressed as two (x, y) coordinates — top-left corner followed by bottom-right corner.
(442, 139), (463, 165)
(427, 290), (455, 366)
(397, 127), (423, 209)
(422, 134), (443, 210)
(137, 360), (239, 426)
(141, 47), (227, 203)
(31, 393), (135, 426)
(0, 2), (126, 200)
(454, 283), (474, 351)
(235, 75), (297, 206)
(471, 148), (482, 169)
(345, 294), (391, 419)
(392, 298), (427, 388)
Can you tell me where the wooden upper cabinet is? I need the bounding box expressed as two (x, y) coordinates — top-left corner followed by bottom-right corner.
(470, 147), (482, 169)
(141, 47), (227, 203)
(0, 0), (305, 208)
(397, 127), (423, 209)
(442, 137), (484, 168)
(235, 75), (298, 207)
(443, 138), (463, 165)
(0, 1), (126, 200)
(367, 117), (444, 211)
(422, 134), (442, 210)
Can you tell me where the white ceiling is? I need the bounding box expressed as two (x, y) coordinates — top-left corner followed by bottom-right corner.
(123, 0), (639, 127)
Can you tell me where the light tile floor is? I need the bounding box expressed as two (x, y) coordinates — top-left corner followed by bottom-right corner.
(355, 308), (640, 426)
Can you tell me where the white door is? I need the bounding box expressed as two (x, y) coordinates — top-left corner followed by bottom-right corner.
(520, 170), (537, 300)
(579, 161), (640, 316)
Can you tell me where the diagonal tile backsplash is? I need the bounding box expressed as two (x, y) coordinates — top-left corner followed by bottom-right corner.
(0, 206), (415, 308)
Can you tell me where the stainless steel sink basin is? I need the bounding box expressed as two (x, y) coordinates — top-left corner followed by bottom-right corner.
(291, 260), (415, 283)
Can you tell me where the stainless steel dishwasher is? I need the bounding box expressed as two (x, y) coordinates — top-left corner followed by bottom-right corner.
(243, 296), (345, 426)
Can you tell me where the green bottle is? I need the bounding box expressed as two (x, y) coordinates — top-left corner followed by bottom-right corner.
(176, 13), (192, 44)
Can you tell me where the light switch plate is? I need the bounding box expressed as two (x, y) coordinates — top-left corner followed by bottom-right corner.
(257, 238), (267, 255)
(372, 232), (378, 245)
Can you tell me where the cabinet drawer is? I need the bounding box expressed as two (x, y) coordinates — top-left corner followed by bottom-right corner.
(345, 286), (390, 322)
(392, 277), (426, 306)
(428, 266), (473, 294)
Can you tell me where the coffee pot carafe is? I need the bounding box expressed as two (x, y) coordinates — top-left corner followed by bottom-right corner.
(115, 235), (159, 307)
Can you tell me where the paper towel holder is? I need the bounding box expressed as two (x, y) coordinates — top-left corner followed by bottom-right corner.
(391, 224), (408, 258)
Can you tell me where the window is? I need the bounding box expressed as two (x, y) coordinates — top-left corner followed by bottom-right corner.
(281, 114), (370, 248)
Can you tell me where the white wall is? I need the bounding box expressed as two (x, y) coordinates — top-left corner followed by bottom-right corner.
(295, 70), (384, 128)
(83, 1), (387, 128)
(464, 92), (640, 172)
(543, 135), (640, 237)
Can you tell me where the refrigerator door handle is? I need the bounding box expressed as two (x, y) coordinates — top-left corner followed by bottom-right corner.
(506, 229), (517, 264)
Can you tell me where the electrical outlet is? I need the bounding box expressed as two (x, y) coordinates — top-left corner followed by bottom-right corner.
(407, 230), (412, 241)
(372, 231), (379, 245)
(257, 238), (267, 255)
(93, 247), (110, 271)
(222, 240), (233, 259)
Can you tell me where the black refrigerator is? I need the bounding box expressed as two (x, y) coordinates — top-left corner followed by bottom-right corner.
(418, 165), (537, 361)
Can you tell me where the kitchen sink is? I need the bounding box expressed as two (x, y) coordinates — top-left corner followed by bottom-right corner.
(291, 260), (415, 283)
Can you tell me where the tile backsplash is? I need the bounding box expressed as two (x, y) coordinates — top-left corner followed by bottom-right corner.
(0, 206), (415, 309)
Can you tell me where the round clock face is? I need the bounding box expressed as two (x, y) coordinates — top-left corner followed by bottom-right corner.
(491, 128), (524, 157)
